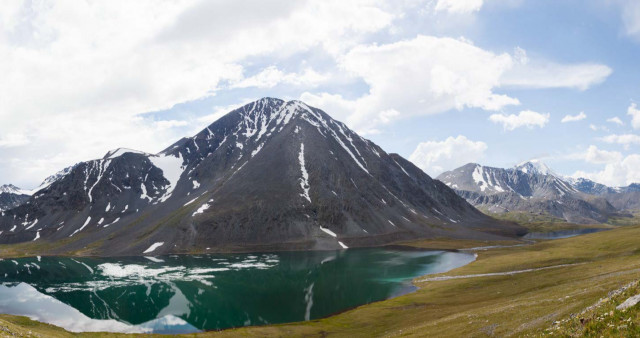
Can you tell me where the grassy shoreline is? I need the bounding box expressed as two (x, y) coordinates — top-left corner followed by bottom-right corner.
(0, 219), (611, 259)
(1, 224), (639, 336)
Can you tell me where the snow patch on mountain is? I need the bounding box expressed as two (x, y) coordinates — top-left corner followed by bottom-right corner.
(472, 165), (488, 192)
(143, 242), (164, 254)
(319, 226), (337, 237)
(192, 203), (210, 216)
(149, 153), (184, 203)
(70, 217), (92, 237)
(516, 160), (556, 176)
(298, 143), (311, 203)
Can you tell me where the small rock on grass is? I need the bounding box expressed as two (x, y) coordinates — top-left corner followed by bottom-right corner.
(616, 294), (640, 311)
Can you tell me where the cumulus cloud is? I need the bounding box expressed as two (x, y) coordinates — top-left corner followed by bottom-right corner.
(628, 103), (640, 129)
(408, 135), (487, 176)
(489, 110), (550, 131)
(304, 35), (519, 134)
(0, 1), (618, 187)
(434, 0), (483, 14)
(572, 154), (640, 187)
(601, 133), (640, 148)
(580, 145), (623, 164)
(561, 112), (587, 123)
(231, 66), (328, 89)
(0, 0), (403, 186)
(304, 42), (610, 134)
(616, 0), (640, 40)
(607, 116), (624, 125)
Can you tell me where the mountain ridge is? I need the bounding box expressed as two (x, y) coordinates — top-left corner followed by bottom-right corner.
(0, 98), (524, 256)
(437, 161), (622, 224)
(0, 185), (30, 213)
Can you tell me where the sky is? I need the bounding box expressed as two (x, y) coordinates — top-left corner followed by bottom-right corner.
(1, 0), (640, 188)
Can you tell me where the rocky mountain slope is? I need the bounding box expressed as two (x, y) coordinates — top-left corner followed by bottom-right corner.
(568, 178), (640, 211)
(0, 185), (30, 213)
(0, 98), (524, 256)
(437, 161), (620, 224)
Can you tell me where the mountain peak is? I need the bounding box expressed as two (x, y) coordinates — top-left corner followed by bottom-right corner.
(0, 184), (20, 194)
(515, 160), (556, 176)
(0, 184), (29, 195)
(104, 148), (150, 160)
(0, 97), (524, 255)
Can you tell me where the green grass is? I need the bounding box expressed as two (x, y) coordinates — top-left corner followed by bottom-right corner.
(607, 210), (640, 227)
(548, 281), (640, 337)
(480, 208), (640, 230)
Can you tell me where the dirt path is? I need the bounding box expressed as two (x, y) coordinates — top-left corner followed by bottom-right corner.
(416, 263), (584, 282)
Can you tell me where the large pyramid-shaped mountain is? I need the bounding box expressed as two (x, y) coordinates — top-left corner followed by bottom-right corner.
(0, 98), (524, 255)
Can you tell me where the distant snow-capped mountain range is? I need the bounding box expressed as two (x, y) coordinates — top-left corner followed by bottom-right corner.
(437, 160), (639, 224)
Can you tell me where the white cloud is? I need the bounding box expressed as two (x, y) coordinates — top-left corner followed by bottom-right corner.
(0, 133), (30, 148)
(589, 124), (609, 132)
(0, 0), (404, 186)
(561, 111), (587, 123)
(616, 0), (640, 39)
(434, 0), (483, 14)
(0, 1), (619, 187)
(154, 120), (189, 130)
(607, 116), (624, 125)
(304, 42), (610, 134)
(601, 133), (640, 148)
(489, 110), (550, 131)
(196, 100), (257, 125)
(572, 154), (640, 187)
(299, 92), (357, 125)
(231, 66), (328, 89)
(501, 61), (612, 91)
(582, 145), (623, 164)
(305, 35), (519, 134)
(628, 103), (640, 129)
(408, 135), (487, 176)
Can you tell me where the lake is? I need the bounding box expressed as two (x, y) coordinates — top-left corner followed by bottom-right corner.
(0, 248), (475, 334)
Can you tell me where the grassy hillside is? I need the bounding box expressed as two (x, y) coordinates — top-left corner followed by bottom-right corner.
(548, 280), (640, 336)
(482, 208), (640, 230)
(1, 225), (640, 336)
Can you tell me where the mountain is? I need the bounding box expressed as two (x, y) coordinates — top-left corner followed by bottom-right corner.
(567, 178), (640, 211)
(0, 185), (30, 213)
(437, 162), (618, 224)
(515, 159), (556, 176)
(0, 98), (524, 256)
(566, 177), (618, 195)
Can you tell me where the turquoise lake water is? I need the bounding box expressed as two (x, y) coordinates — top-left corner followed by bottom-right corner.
(0, 248), (475, 333)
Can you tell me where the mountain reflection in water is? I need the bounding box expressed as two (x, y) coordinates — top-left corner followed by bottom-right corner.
(0, 249), (475, 333)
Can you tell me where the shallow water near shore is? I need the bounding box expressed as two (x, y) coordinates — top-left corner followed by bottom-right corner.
(0, 248), (475, 334)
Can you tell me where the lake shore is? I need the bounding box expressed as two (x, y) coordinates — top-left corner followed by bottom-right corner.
(1, 223), (639, 336)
